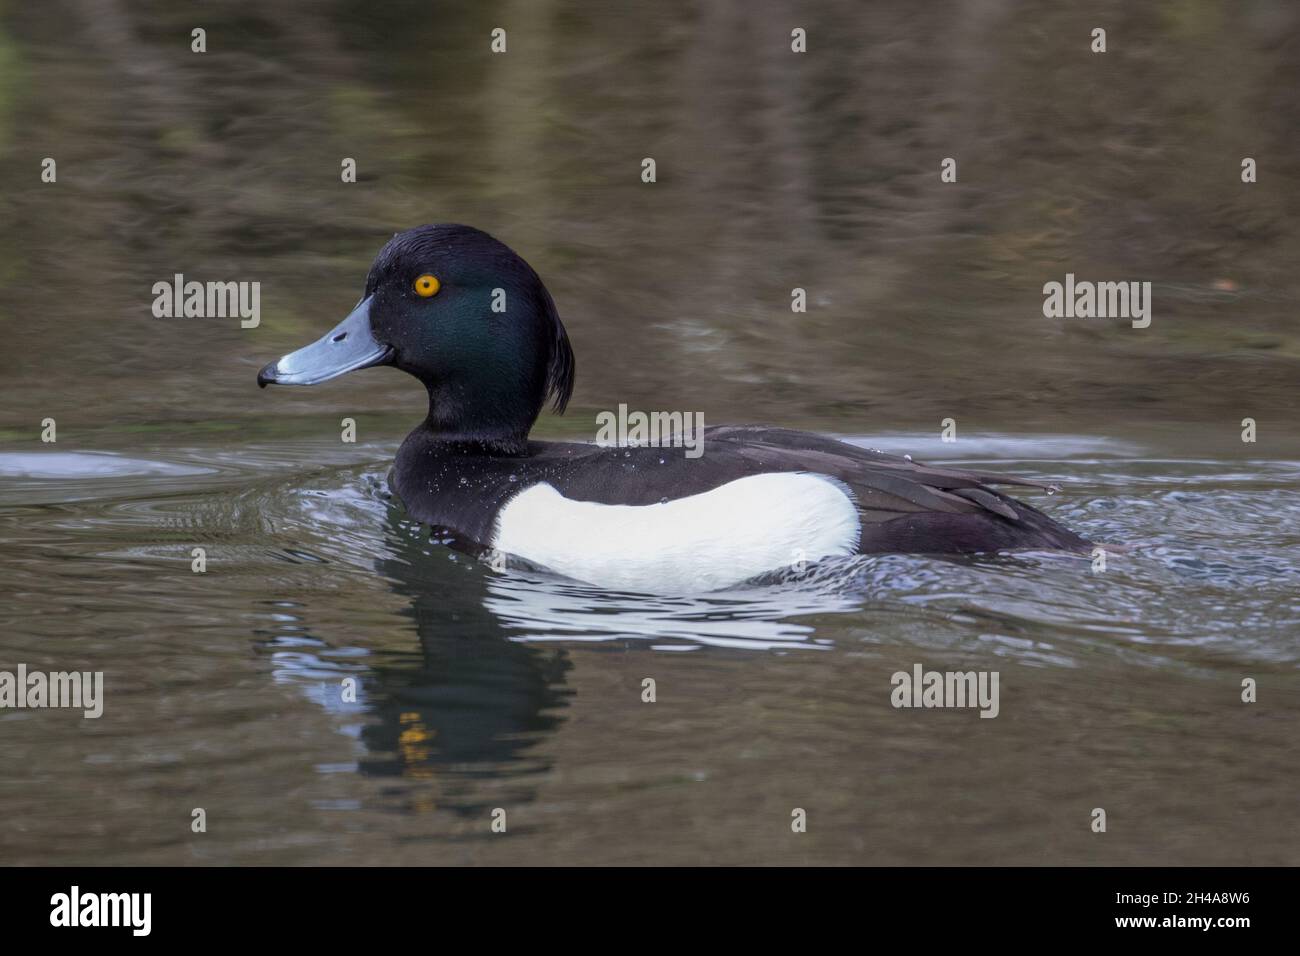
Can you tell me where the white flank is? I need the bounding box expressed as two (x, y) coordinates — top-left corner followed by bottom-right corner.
(491, 472), (861, 593)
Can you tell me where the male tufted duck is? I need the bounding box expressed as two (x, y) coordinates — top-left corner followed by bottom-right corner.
(258, 224), (1090, 592)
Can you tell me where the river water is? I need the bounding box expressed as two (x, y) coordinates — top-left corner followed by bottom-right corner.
(1, 433), (1296, 864)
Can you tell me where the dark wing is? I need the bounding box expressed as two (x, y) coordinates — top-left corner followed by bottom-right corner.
(703, 425), (1090, 553)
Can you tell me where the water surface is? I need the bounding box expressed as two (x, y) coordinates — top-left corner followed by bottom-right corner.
(1, 434), (1296, 865)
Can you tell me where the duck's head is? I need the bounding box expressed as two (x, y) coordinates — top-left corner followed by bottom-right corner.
(258, 224), (574, 452)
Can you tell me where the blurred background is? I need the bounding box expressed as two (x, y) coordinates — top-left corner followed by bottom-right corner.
(0, 1), (1297, 867)
(0, 0), (1297, 440)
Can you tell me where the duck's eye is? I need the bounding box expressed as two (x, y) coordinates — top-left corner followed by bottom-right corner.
(413, 274), (441, 298)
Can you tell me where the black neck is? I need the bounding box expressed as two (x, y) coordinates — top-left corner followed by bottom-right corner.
(420, 385), (535, 456)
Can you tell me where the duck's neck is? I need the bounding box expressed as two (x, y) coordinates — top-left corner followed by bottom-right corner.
(418, 384), (535, 456)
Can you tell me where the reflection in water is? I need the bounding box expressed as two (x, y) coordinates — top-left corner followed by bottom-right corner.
(249, 467), (879, 808)
(358, 510), (572, 811)
(3, 443), (1299, 863)
(481, 570), (860, 651)
(282, 497), (871, 808)
(241, 449), (1300, 820)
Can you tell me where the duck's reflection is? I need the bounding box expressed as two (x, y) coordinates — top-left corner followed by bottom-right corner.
(262, 490), (867, 813)
(353, 508), (574, 809)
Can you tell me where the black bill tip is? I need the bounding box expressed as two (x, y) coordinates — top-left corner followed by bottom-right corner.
(254, 296), (389, 389)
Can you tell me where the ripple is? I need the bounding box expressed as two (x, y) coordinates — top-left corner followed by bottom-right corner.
(0, 451), (212, 479)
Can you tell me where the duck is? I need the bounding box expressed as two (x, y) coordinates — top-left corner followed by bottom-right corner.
(258, 224), (1090, 592)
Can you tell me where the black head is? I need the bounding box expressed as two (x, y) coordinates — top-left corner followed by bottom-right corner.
(258, 224), (574, 452)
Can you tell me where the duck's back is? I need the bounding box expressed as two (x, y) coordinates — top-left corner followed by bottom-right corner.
(390, 424), (1089, 589)
(702, 425), (1089, 554)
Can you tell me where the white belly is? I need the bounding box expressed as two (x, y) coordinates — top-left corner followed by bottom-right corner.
(490, 472), (861, 593)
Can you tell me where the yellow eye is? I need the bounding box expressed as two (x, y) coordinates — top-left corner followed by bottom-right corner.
(413, 274), (441, 297)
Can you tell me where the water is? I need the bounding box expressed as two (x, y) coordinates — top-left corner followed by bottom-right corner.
(1, 0), (1299, 864)
(2, 434), (1296, 865)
